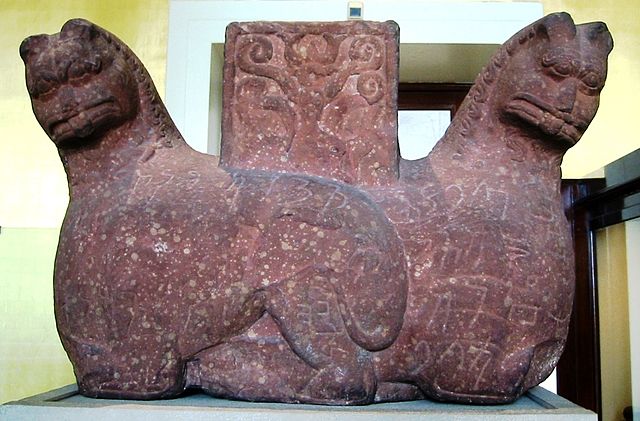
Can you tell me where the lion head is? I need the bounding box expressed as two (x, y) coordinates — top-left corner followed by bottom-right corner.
(20, 19), (180, 149)
(498, 13), (613, 148)
(20, 20), (139, 146)
(449, 13), (613, 151)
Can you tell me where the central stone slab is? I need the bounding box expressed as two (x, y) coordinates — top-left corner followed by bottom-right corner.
(221, 21), (399, 186)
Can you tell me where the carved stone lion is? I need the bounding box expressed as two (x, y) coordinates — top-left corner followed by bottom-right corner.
(20, 13), (612, 404)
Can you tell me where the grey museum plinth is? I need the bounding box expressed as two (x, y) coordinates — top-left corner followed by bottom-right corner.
(0, 385), (595, 421)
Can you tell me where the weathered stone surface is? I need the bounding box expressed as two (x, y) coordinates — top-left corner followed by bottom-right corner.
(20, 13), (612, 405)
(221, 21), (399, 186)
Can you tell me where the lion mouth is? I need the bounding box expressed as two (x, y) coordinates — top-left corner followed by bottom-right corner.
(505, 93), (587, 146)
(48, 99), (119, 144)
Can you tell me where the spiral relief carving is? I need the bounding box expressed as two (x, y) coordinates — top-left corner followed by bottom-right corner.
(349, 36), (384, 70)
(242, 35), (273, 64)
(357, 71), (385, 105)
(236, 35), (297, 98)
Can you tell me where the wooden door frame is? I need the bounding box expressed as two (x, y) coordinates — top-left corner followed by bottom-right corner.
(560, 151), (640, 419)
(398, 83), (471, 115)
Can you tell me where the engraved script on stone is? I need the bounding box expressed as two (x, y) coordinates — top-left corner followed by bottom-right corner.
(20, 13), (612, 405)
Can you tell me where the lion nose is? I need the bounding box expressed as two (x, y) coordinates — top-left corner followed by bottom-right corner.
(557, 80), (577, 113)
(59, 86), (79, 114)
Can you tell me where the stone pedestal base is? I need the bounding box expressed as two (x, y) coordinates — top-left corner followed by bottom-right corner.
(1, 385), (595, 420)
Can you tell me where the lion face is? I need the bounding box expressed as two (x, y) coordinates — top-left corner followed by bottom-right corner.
(496, 13), (612, 148)
(21, 20), (138, 147)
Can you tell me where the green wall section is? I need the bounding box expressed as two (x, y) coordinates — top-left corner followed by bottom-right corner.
(0, 228), (75, 403)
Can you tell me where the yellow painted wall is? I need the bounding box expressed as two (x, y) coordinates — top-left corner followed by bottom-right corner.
(543, 0), (640, 178)
(1, 0), (169, 228)
(0, 0), (170, 404)
(0, 0), (638, 405)
(596, 224), (632, 421)
(0, 228), (72, 404)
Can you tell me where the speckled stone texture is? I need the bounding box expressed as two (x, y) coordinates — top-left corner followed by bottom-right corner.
(221, 21), (399, 186)
(21, 13), (612, 405)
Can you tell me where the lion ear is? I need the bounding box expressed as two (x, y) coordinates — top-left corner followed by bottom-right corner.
(61, 18), (99, 41)
(19, 34), (47, 63)
(578, 22), (614, 56)
(535, 12), (577, 43)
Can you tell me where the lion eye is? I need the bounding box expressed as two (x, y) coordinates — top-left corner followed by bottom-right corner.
(580, 70), (602, 90)
(552, 61), (573, 77)
(29, 71), (57, 97)
(542, 51), (576, 79)
(68, 62), (86, 79)
(67, 58), (101, 80)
